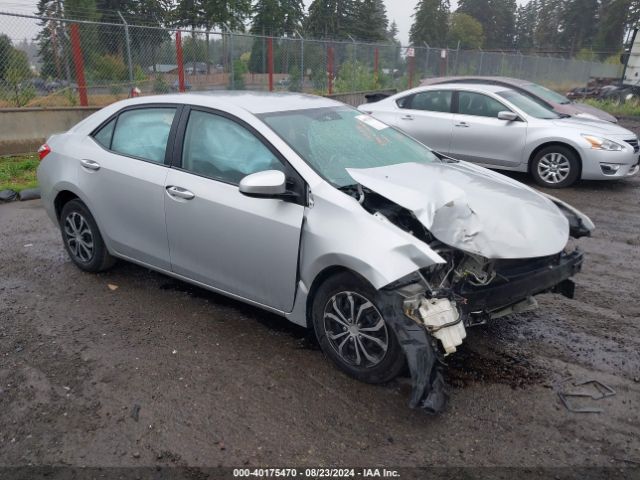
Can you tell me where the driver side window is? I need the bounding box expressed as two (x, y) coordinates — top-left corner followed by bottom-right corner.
(181, 110), (284, 184)
(457, 91), (507, 118)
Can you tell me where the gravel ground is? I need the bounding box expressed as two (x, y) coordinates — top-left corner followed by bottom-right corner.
(1, 121), (639, 472)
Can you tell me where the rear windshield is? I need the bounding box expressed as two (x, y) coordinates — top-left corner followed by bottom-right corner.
(525, 83), (571, 105)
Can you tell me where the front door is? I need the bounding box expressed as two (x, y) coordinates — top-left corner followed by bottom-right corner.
(164, 108), (305, 312)
(450, 90), (528, 167)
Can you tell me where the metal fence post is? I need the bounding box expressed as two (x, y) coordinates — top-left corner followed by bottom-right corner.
(117, 11), (134, 90)
(454, 41), (460, 75)
(424, 43), (429, 77)
(223, 24), (234, 89)
(374, 47), (379, 85)
(69, 23), (88, 106)
(328, 45), (334, 95)
(296, 31), (304, 92)
(267, 37), (274, 91)
(408, 47), (415, 88)
(478, 49), (484, 75)
(348, 35), (356, 92)
(175, 30), (185, 92)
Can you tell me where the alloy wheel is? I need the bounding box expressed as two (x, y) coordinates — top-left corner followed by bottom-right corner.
(63, 212), (95, 263)
(323, 291), (389, 368)
(538, 152), (571, 184)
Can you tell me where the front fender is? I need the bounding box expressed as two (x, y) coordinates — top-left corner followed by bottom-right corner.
(299, 187), (445, 291)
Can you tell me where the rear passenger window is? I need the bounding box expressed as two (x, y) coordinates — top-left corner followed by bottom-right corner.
(110, 108), (176, 163)
(93, 118), (115, 148)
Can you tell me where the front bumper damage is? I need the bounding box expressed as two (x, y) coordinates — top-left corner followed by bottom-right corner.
(385, 249), (584, 414)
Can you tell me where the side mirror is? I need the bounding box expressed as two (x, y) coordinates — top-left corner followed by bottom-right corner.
(239, 170), (287, 198)
(498, 111), (519, 122)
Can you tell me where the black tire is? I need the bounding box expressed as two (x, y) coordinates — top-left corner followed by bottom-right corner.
(530, 145), (581, 189)
(59, 199), (115, 272)
(311, 272), (405, 384)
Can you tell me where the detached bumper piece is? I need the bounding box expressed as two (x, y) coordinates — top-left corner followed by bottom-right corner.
(458, 250), (584, 315)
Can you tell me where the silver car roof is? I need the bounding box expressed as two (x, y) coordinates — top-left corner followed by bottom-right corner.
(110, 91), (344, 114)
(406, 83), (513, 94)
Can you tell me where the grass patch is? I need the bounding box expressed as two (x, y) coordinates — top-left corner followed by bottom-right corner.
(0, 154), (39, 192)
(583, 99), (640, 117)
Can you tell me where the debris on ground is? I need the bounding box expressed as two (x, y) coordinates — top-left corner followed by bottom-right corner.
(557, 378), (616, 413)
(130, 403), (141, 422)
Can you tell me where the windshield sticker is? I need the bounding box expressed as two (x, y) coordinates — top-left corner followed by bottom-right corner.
(356, 114), (389, 131)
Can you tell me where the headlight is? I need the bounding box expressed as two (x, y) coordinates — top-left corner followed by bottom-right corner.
(581, 134), (624, 151)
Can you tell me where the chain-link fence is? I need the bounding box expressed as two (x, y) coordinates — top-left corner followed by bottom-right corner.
(0, 10), (625, 107)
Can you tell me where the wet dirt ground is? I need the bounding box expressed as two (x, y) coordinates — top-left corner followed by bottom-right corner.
(1, 122), (639, 471)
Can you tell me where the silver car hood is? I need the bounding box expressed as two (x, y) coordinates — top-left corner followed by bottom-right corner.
(346, 161), (570, 259)
(551, 117), (634, 137)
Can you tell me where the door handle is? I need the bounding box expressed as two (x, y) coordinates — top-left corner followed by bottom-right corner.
(455, 122), (470, 128)
(401, 115), (414, 121)
(166, 186), (195, 200)
(80, 159), (100, 170)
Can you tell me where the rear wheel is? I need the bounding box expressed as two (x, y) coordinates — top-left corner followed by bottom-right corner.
(59, 199), (115, 272)
(531, 145), (580, 188)
(311, 272), (405, 384)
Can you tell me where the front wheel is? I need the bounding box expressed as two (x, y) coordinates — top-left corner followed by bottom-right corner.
(311, 272), (405, 384)
(531, 146), (580, 188)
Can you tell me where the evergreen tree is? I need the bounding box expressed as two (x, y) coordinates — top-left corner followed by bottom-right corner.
(535, 0), (563, 51)
(559, 0), (599, 55)
(36, 0), (66, 78)
(305, 0), (357, 39)
(514, 1), (538, 51)
(249, 0), (305, 72)
(457, 0), (515, 49)
(409, 0), (450, 47)
(594, 0), (632, 54)
(353, 0), (388, 42)
(387, 20), (399, 44)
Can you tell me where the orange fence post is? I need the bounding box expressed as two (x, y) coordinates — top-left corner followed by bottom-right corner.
(267, 37), (274, 92)
(69, 24), (88, 106)
(176, 30), (185, 92)
(408, 55), (415, 89)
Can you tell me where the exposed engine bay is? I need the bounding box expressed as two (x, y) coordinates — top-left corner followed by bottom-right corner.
(342, 185), (587, 413)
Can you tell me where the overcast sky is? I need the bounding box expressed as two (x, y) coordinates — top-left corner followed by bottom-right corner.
(0, 0), (420, 44)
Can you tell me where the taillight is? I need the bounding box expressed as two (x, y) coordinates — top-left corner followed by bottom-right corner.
(38, 143), (51, 160)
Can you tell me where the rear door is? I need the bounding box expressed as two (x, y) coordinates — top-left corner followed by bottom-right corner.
(163, 107), (305, 312)
(378, 90), (454, 153)
(80, 105), (180, 270)
(450, 90), (527, 166)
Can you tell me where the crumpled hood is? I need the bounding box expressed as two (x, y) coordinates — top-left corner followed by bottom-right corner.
(346, 161), (570, 259)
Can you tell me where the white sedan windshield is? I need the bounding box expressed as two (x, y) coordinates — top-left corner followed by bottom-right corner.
(260, 107), (439, 187)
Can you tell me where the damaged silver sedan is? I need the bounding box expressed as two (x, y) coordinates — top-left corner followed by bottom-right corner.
(37, 92), (593, 413)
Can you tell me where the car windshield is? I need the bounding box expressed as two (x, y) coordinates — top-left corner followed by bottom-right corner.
(260, 107), (439, 187)
(497, 90), (561, 119)
(525, 83), (572, 105)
